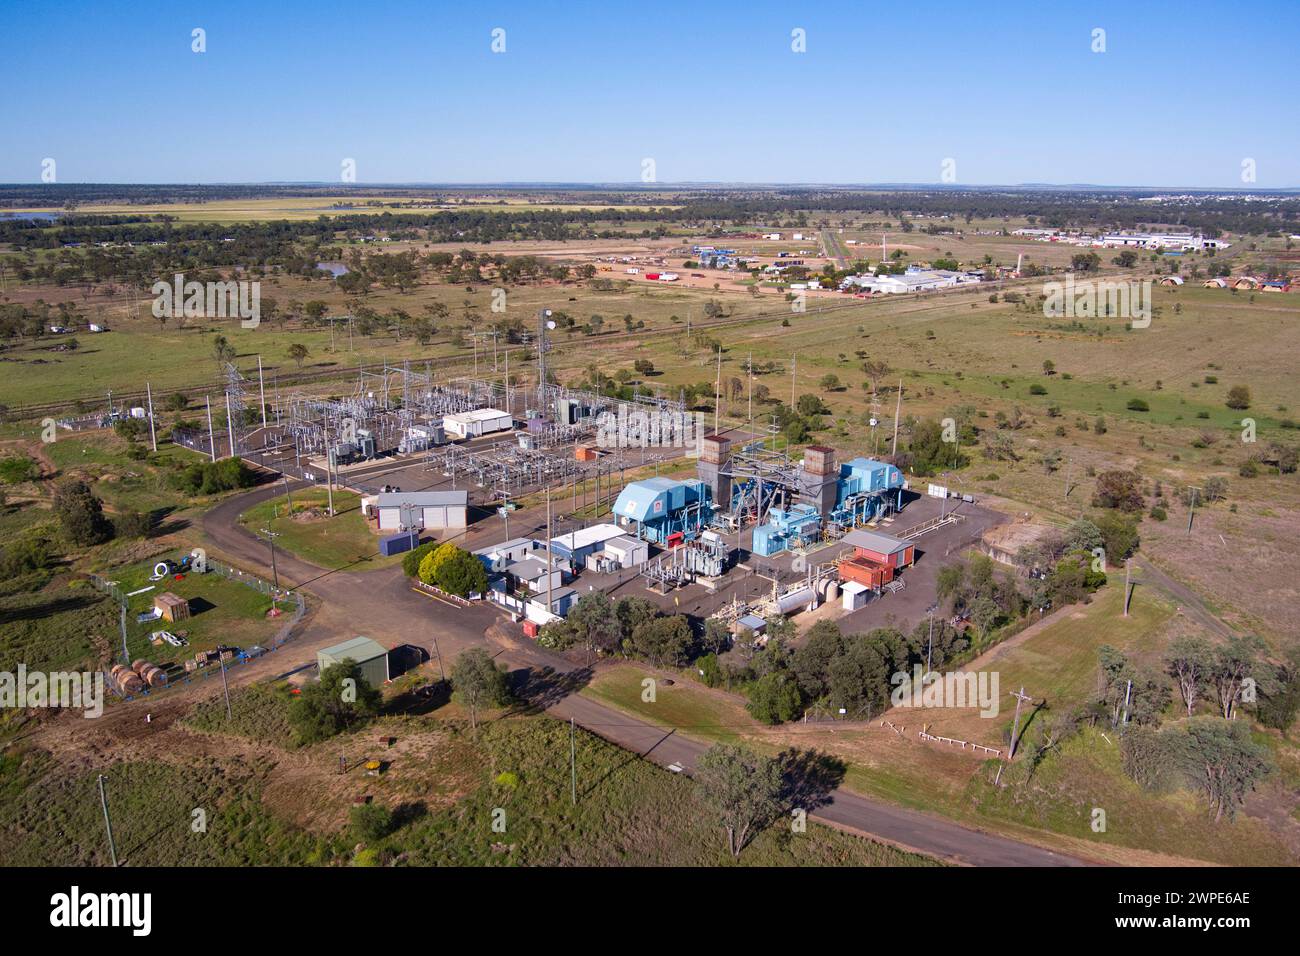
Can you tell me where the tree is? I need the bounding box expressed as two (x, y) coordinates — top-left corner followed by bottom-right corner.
(746, 672), (803, 724)
(627, 614), (694, 667)
(1165, 635), (1214, 717)
(1092, 470), (1144, 512)
(1093, 511), (1140, 561)
(450, 647), (509, 730)
(1225, 385), (1251, 410)
(434, 548), (488, 597)
(1210, 636), (1260, 719)
(818, 373), (840, 392)
(695, 744), (784, 858)
(289, 659), (382, 744)
(287, 342), (309, 369)
(1171, 717), (1272, 822)
(350, 802), (393, 842)
(52, 479), (112, 546)
(565, 592), (623, 658)
(212, 335), (236, 366)
(860, 360), (891, 393)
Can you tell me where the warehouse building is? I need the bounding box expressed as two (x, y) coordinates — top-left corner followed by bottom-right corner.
(318, 636), (390, 688)
(374, 490), (468, 532)
(443, 407), (512, 440)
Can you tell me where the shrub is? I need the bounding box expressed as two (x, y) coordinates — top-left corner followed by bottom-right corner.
(0, 456), (40, 484)
(402, 541), (436, 578)
(1126, 398), (1150, 412)
(349, 803), (393, 843)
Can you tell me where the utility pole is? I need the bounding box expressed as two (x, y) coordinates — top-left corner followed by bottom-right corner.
(257, 355), (268, 429)
(225, 390), (236, 458)
(97, 774), (118, 867)
(891, 378), (903, 458)
(260, 528), (282, 590)
(219, 652), (232, 721)
(145, 381), (157, 452)
(1186, 486), (1200, 534)
(205, 394), (216, 461)
(118, 605), (129, 664)
(1063, 459), (1073, 499)
(925, 608), (935, 673)
(570, 717), (577, 806)
(1123, 558), (1132, 617)
(1007, 686), (1034, 759)
(432, 636), (445, 681)
(714, 346), (722, 433)
(546, 487), (554, 617)
(747, 352), (753, 436)
(790, 353), (797, 407)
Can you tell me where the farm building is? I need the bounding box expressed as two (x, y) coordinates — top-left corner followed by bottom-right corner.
(1203, 277), (1229, 288)
(318, 636), (390, 688)
(1158, 276), (1184, 286)
(154, 592), (190, 622)
(374, 490), (468, 532)
(443, 408), (512, 440)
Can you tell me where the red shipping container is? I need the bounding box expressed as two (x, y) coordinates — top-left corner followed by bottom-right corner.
(522, 620), (540, 639)
(644, 273), (660, 280)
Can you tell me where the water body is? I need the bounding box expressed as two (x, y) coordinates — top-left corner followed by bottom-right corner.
(316, 261), (350, 277)
(0, 211), (62, 221)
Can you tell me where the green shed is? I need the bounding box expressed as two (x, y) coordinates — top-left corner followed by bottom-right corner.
(317, 636), (390, 689)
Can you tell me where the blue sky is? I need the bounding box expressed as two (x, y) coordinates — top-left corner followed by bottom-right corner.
(1, 0), (1295, 187)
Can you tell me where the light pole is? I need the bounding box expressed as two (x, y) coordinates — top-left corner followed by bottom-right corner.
(259, 528), (282, 591)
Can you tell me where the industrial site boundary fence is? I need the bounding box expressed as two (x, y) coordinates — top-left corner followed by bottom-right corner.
(90, 555), (308, 705)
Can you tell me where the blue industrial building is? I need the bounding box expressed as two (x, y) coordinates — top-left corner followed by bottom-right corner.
(611, 477), (712, 544)
(750, 456), (905, 557)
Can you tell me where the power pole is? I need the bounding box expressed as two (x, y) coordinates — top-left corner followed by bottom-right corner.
(257, 355), (268, 429)
(145, 381), (157, 452)
(97, 774), (118, 867)
(205, 394), (216, 461)
(219, 653), (232, 722)
(260, 528), (282, 591)
(891, 378), (903, 457)
(569, 717), (577, 806)
(790, 353), (797, 407)
(225, 390), (236, 458)
(118, 604), (129, 664)
(1186, 486), (1200, 534)
(1007, 686), (1034, 759)
(1123, 558), (1132, 617)
(546, 486), (554, 617)
(432, 635), (445, 681)
(714, 346), (722, 433)
(747, 352), (753, 436)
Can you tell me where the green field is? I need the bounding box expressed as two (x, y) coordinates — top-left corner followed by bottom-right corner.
(106, 555), (293, 665)
(1, 700), (938, 867)
(237, 488), (403, 571)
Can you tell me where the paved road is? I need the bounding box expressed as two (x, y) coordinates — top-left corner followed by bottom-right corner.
(198, 476), (1088, 866)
